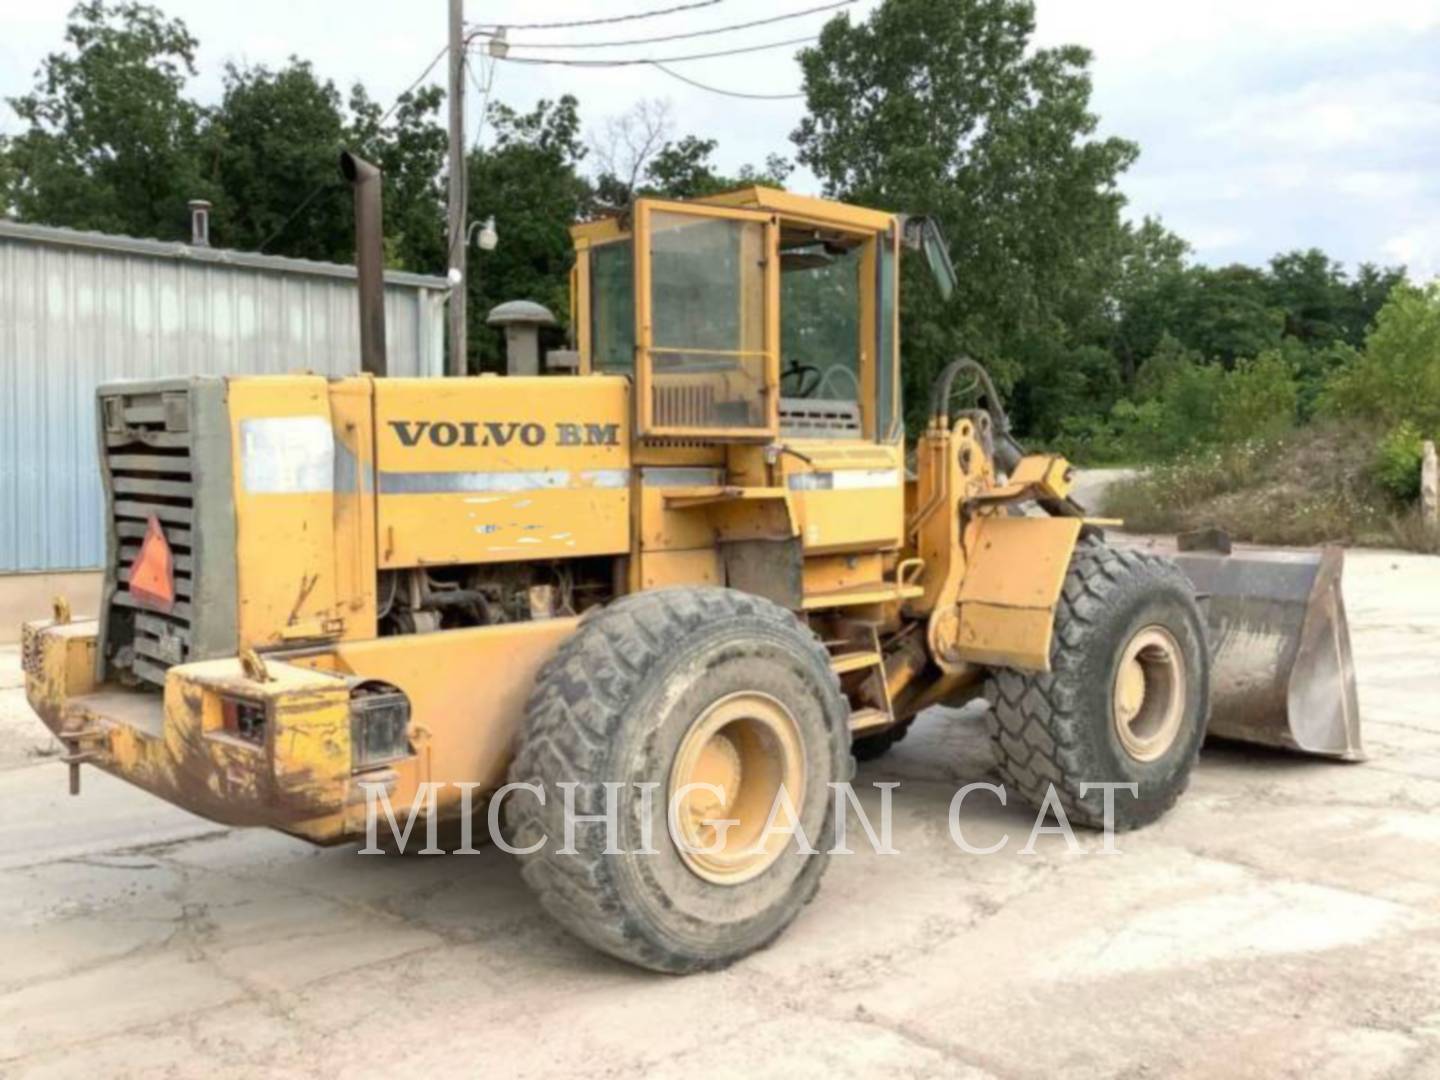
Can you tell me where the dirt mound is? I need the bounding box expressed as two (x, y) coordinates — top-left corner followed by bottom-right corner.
(1101, 424), (1435, 550)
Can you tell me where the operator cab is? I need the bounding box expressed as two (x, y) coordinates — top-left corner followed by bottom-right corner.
(571, 187), (903, 445)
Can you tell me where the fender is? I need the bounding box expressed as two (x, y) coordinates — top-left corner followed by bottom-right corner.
(954, 514), (1083, 671)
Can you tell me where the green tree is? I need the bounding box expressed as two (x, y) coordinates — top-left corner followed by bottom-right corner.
(0, 138), (17, 215)
(1133, 333), (1202, 401)
(1265, 248), (1351, 347)
(792, 0), (1139, 435)
(346, 85), (448, 274)
(1264, 249), (1405, 351)
(464, 96), (592, 372)
(1344, 262), (1407, 345)
(1175, 265), (1284, 367)
(1216, 349), (1298, 444)
(203, 62), (447, 269)
(643, 136), (791, 199)
(2, 0), (207, 239)
(202, 59), (351, 260)
(1324, 282), (1440, 433)
(1108, 218), (1191, 380)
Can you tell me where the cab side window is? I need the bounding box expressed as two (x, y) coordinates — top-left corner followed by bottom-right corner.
(779, 241), (864, 438)
(590, 241), (635, 374)
(781, 245), (861, 401)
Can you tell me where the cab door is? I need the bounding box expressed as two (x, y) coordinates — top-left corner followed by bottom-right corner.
(770, 223), (906, 556)
(633, 199), (779, 441)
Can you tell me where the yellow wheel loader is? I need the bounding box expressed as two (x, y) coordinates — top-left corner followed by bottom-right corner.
(22, 153), (1361, 974)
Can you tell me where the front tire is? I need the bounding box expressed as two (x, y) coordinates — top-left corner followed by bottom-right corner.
(506, 587), (849, 973)
(984, 542), (1209, 831)
(851, 719), (913, 762)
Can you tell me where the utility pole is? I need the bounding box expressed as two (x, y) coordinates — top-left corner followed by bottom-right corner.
(446, 0), (467, 376)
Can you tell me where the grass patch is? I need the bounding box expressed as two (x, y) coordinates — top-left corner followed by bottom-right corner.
(1101, 423), (1440, 552)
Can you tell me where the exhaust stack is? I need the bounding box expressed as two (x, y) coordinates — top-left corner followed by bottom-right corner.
(339, 150), (387, 377)
(187, 199), (211, 247)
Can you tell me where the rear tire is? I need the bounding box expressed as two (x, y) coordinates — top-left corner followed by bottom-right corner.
(984, 541), (1209, 831)
(506, 587), (850, 973)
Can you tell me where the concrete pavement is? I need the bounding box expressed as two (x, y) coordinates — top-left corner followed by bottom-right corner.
(1, 548), (1437, 1079)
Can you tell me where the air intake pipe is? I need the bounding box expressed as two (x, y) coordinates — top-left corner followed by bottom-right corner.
(339, 150), (387, 377)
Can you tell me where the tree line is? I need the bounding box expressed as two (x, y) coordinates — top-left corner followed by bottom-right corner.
(2, 0), (1432, 481)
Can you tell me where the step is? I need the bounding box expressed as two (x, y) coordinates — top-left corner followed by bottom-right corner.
(829, 650), (883, 675)
(661, 485), (787, 510)
(801, 580), (925, 611)
(848, 707), (891, 734)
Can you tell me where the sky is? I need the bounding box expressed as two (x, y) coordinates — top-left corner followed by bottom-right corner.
(2, 0), (1437, 279)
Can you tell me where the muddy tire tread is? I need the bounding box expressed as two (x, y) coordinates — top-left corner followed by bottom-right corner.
(507, 587), (843, 973)
(984, 541), (1202, 830)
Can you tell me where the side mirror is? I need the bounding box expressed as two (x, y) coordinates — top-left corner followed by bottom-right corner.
(900, 215), (957, 302)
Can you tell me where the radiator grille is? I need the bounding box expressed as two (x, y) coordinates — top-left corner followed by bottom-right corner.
(101, 388), (195, 687)
(652, 384), (718, 429)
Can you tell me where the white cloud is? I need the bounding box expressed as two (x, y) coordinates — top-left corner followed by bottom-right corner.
(1183, 224), (1250, 256)
(1383, 222), (1440, 283)
(1335, 170), (1427, 201)
(1201, 71), (1440, 152)
(1033, 0), (1440, 67)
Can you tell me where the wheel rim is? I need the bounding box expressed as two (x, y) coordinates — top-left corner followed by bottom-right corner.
(669, 691), (806, 885)
(1112, 625), (1187, 763)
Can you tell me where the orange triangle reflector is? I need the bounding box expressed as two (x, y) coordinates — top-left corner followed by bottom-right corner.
(129, 514), (176, 613)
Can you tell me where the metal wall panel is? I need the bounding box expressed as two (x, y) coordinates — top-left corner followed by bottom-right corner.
(0, 222), (447, 572)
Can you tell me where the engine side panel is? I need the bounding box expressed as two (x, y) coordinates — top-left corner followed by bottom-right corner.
(373, 376), (632, 569)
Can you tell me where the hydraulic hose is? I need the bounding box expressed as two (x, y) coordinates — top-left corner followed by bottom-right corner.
(928, 356), (1008, 431)
(926, 356), (1085, 514)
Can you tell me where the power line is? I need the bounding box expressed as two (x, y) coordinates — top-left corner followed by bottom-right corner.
(496, 1), (852, 50)
(465, 52), (498, 151)
(261, 43), (448, 253)
(484, 33), (819, 68)
(448, 51), (499, 265)
(649, 61), (805, 99)
(378, 43), (449, 126)
(469, 0), (725, 32)
(258, 182), (337, 253)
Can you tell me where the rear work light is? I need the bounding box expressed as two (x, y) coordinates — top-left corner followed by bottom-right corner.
(350, 684), (412, 772)
(221, 696), (267, 745)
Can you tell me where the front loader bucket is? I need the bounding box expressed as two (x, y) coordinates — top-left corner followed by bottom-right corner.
(1171, 546), (1363, 760)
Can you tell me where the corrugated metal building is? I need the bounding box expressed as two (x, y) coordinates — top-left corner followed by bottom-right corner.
(0, 220), (448, 573)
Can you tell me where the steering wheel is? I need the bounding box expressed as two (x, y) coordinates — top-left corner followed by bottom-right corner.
(781, 363), (823, 398)
(816, 364), (861, 401)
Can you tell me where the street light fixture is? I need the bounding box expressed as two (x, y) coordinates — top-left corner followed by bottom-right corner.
(468, 215), (498, 252)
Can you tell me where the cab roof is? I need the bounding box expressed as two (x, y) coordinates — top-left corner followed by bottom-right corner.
(570, 185), (897, 246)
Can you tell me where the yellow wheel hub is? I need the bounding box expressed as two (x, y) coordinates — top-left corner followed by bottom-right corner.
(1112, 625), (1186, 763)
(669, 691), (805, 885)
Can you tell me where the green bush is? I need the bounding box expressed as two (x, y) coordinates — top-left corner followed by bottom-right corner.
(1154, 360), (1226, 453)
(1323, 282), (1440, 430)
(1052, 413), (1129, 464)
(1373, 421), (1425, 502)
(1217, 349), (1298, 444)
(1054, 346), (1298, 464)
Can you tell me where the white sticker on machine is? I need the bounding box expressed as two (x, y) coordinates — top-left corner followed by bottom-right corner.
(240, 416), (335, 494)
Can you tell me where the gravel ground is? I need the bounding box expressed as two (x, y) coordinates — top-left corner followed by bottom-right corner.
(1, 546), (1437, 1079)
